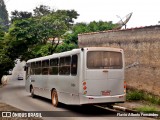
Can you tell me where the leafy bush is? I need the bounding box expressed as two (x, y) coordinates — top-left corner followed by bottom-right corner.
(127, 90), (144, 101)
(144, 94), (160, 105)
(127, 89), (160, 105)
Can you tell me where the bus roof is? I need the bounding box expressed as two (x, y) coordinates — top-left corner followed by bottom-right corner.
(26, 47), (123, 63)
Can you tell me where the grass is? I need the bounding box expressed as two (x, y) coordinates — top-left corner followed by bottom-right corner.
(135, 105), (159, 114)
(127, 90), (144, 101)
(126, 89), (160, 105)
(126, 90), (160, 116)
(144, 94), (160, 105)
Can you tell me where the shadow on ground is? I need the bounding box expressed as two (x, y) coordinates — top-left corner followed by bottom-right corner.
(29, 95), (117, 117)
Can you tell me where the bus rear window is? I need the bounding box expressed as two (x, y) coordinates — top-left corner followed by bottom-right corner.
(87, 51), (122, 69)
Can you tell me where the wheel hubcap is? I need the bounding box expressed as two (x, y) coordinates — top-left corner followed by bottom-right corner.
(53, 94), (56, 105)
(52, 92), (57, 106)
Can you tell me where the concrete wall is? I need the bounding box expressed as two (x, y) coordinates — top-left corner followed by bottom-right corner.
(78, 25), (160, 96)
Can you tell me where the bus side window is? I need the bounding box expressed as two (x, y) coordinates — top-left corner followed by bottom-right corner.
(35, 61), (42, 75)
(31, 62), (35, 75)
(26, 66), (31, 79)
(50, 58), (59, 75)
(25, 63), (30, 76)
(71, 55), (78, 75)
(59, 56), (71, 75)
(42, 60), (49, 75)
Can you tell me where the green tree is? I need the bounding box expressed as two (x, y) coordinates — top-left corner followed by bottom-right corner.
(88, 21), (115, 31)
(63, 21), (116, 48)
(11, 10), (32, 22)
(33, 5), (51, 16)
(0, 5), (79, 84)
(6, 6), (79, 61)
(0, 26), (14, 84)
(0, 0), (9, 30)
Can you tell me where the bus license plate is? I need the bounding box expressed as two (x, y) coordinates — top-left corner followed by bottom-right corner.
(101, 91), (110, 96)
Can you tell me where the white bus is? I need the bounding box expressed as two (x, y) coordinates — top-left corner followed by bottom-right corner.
(25, 47), (126, 107)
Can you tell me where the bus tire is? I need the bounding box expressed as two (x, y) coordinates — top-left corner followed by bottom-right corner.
(51, 89), (59, 107)
(31, 86), (35, 98)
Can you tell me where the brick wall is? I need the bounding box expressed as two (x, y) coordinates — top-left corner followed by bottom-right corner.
(78, 25), (160, 96)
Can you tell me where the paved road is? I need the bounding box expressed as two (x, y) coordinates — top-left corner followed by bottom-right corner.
(0, 61), (153, 120)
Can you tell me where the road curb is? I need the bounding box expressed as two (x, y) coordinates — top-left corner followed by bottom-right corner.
(113, 105), (138, 113)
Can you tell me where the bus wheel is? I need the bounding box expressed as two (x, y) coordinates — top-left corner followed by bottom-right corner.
(51, 90), (59, 107)
(31, 87), (35, 98)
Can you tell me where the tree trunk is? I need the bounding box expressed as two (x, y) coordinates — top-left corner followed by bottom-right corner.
(50, 37), (60, 54)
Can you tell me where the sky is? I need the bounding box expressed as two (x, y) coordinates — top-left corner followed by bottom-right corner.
(4, 0), (160, 28)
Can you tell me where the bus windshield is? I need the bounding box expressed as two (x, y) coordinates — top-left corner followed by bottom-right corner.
(87, 51), (122, 69)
